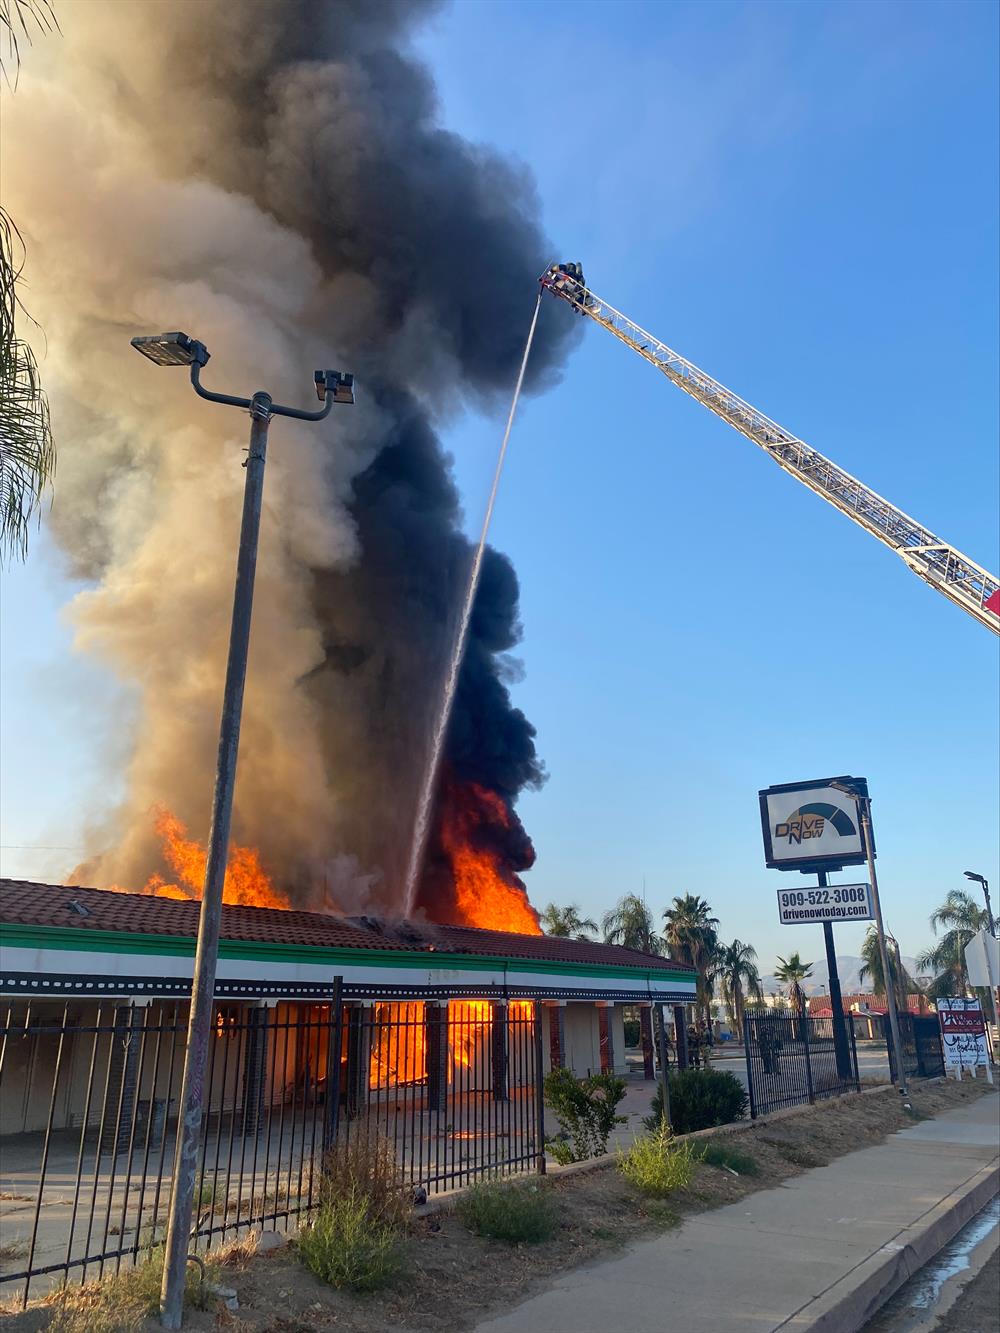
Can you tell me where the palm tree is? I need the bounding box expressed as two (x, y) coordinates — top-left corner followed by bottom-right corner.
(663, 894), (720, 1022)
(916, 890), (988, 998)
(859, 928), (919, 1007)
(540, 902), (597, 941)
(1, 2), (57, 564)
(774, 952), (813, 1012)
(602, 894), (663, 955)
(662, 894), (719, 966)
(717, 939), (763, 1037)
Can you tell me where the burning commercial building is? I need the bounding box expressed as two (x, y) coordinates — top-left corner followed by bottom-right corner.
(0, 874), (697, 1309)
(5, 0), (579, 927)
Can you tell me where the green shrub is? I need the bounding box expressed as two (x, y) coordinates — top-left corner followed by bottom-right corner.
(618, 1124), (697, 1196)
(194, 1175), (217, 1210)
(544, 1067), (628, 1161)
(297, 1189), (405, 1292)
(545, 1131), (576, 1166)
(622, 1018), (641, 1048)
(697, 1138), (759, 1175)
(645, 1070), (748, 1135)
(458, 1178), (557, 1244)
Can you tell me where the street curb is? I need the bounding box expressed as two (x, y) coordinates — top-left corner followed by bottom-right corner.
(777, 1158), (1000, 1331)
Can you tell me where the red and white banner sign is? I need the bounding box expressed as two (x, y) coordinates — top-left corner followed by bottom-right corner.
(938, 1006), (986, 1035)
(937, 998), (990, 1070)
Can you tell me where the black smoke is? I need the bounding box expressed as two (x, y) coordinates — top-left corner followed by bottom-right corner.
(37, 0), (577, 911)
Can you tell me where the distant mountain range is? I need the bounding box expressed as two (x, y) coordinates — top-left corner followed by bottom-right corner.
(759, 954), (923, 998)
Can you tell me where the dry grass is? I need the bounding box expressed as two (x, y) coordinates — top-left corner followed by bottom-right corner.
(41, 1248), (212, 1333)
(209, 1236), (260, 1272)
(318, 1129), (412, 1227)
(0, 1240), (28, 1263)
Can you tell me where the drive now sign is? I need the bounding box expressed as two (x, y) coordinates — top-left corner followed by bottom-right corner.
(776, 883), (874, 925)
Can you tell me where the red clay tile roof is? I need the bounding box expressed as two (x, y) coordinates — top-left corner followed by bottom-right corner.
(0, 879), (689, 973)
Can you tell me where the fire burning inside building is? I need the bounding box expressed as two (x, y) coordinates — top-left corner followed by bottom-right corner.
(124, 784), (541, 937)
(0, 876), (698, 1306)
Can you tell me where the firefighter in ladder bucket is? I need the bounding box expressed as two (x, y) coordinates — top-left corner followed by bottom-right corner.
(542, 261), (591, 311)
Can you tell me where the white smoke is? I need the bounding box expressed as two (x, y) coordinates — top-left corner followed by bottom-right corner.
(4, 1), (574, 913)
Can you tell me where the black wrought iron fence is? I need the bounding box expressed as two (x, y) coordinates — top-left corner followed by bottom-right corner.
(886, 1012), (944, 1081)
(743, 1009), (860, 1118)
(342, 999), (544, 1192)
(0, 992), (544, 1306)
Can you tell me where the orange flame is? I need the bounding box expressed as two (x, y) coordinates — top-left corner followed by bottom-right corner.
(368, 1000), (535, 1088)
(438, 782), (541, 935)
(137, 806), (291, 910)
(449, 1000), (492, 1069)
(369, 1002), (428, 1089)
(449, 999), (535, 1075)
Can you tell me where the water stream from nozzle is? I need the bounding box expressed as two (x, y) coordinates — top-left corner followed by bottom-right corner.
(402, 292), (544, 918)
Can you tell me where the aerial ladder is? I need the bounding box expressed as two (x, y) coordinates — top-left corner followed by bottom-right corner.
(540, 265), (1000, 635)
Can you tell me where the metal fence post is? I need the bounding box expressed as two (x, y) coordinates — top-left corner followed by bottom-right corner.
(673, 1006), (689, 1070)
(322, 979), (344, 1151)
(743, 1013), (757, 1120)
(533, 1007), (547, 1174)
(598, 1005), (614, 1074)
(548, 1005), (565, 1070)
(345, 1005), (369, 1121)
(425, 1001), (448, 1116)
(639, 1005), (655, 1080)
(656, 1003), (673, 1130)
(848, 1013), (860, 1091)
(802, 1006), (815, 1103)
(21, 1004), (69, 1310)
(491, 1002), (509, 1102)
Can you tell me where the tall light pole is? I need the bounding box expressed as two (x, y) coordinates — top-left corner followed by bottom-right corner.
(964, 870), (996, 938)
(964, 871), (999, 1032)
(130, 333), (354, 1329)
(829, 779), (908, 1096)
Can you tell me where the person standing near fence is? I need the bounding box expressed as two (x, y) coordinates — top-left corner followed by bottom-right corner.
(688, 1023), (701, 1070)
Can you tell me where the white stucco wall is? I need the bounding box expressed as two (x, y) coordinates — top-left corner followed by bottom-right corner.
(563, 1003), (601, 1077)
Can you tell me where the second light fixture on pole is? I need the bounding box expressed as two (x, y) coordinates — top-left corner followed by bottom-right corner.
(130, 328), (354, 1328)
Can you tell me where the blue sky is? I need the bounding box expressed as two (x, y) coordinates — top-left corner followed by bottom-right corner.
(2, 0), (998, 976)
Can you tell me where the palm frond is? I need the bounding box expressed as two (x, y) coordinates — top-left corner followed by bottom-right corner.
(541, 902), (597, 940)
(1, 206), (54, 562)
(0, 0), (58, 88)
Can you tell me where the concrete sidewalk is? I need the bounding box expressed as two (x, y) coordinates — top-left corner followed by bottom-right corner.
(474, 1091), (999, 1333)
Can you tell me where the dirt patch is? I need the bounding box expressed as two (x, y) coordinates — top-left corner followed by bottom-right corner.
(4, 1078), (993, 1333)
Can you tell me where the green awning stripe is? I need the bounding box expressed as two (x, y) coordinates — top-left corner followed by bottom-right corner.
(0, 923), (697, 984)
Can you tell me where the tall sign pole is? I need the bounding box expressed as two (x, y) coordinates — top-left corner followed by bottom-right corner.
(850, 791), (909, 1095)
(761, 776), (880, 1087)
(818, 874), (852, 1080)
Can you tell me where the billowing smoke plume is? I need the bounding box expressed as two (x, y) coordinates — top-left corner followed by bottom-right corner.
(5, 0), (576, 914)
